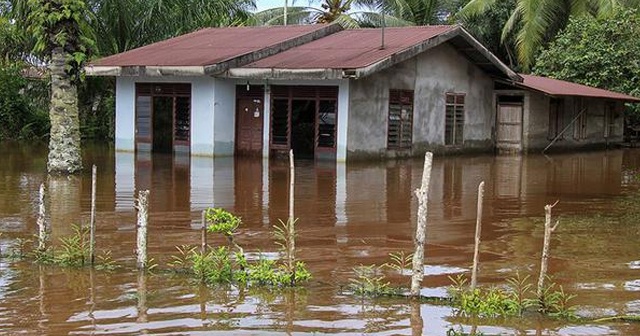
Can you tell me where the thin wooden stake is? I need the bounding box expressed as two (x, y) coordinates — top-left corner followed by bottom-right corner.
(201, 210), (207, 254)
(411, 152), (433, 297)
(537, 200), (560, 299)
(37, 183), (47, 251)
(288, 149), (296, 286)
(135, 190), (150, 270)
(470, 181), (485, 290)
(89, 165), (97, 264)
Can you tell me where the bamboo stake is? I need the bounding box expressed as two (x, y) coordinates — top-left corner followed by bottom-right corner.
(201, 210), (207, 254)
(537, 200), (560, 300)
(410, 299), (423, 336)
(288, 149), (296, 286)
(135, 190), (150, 270)
(136, 271), (148, 323)
(89, 165), (97, 264)
(411, 152), (433, 297)
(37, 183), (46, 251)
(470, 181), (485, 290)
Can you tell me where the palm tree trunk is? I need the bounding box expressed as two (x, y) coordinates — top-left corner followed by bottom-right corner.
(47, 46), (83, 174)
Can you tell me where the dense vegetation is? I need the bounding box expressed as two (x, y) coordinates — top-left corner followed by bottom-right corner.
(1, 0), (639, 142)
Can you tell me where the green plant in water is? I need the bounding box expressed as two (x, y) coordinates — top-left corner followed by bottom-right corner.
(505, 272), (536, 316)
(446, 325), (485, 336)
(348, 264), (396, 297)
(56, 224), (89, 267)
(95, 250), (118, 271)
(538, 278), (577, 319)
(206, 208), (241, 236)
(385, 250), (413, 274)
(167, 244), (197, 273)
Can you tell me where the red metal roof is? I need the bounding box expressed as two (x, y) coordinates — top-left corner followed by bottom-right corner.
(244, 26), (457, 69)
(92, 25), (332, 67)
(518, 74), (640, 102)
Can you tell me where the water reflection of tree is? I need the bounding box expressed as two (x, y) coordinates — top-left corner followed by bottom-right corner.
(357, 299), (409, 334)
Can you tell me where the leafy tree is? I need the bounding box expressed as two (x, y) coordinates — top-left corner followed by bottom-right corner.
(534, 9), (640, 119)
(457, 0), (623, 70)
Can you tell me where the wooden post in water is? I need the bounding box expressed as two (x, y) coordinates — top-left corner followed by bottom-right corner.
(135, 190), (150, 270)
(89, 165), (97, 264)
(288, 149), (296, 286)
(470, 181), (485, 290)
(201, 210), (207, 254)
(537, 200), (560, 300)
(411, 152), (433, 297)
(37, 183), (47, 251)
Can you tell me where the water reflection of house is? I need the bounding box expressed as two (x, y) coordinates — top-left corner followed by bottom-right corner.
(87, 24), (639, 162)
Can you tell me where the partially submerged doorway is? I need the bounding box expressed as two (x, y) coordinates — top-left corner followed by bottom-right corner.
(270, 86), (338, 160)
(135, 83), (191, 154)
(496, 95), (524, 152)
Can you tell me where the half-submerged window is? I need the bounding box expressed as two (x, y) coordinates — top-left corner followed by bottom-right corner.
(271, 99), (289, 146)
(318, 100), (336, 148)
(387, 90), (414, 149)
(445, 93), (465, 145)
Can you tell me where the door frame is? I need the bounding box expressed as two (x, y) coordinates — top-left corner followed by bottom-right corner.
(134, 83), (191, 154)
(495, 97), (524, 152)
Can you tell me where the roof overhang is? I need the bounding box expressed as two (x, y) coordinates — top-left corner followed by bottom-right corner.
(225, 25), (521, 82)
(86, 23), (343, 77)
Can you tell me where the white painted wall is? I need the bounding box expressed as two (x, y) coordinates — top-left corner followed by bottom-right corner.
(213, 79), (236, 156)
(115, 77), (135, 151)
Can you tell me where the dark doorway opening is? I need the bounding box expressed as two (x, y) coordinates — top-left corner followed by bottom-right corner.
(152, 96), (174, 153)
(291, 100), (315, 159)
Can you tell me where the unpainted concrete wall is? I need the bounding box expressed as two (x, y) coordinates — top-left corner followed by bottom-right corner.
(347, 42), (495, 160)
(525, 92), (624, 151)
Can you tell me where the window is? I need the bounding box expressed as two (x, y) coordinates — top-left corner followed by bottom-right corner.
(387, 90), (413, 149)
(445, 93), (465, 145)
(318, 100), (336, 148)
(604, 102), (616, 138)
(573, 98), (587, 140)
(271, 99), (289, 146)
(548, 98), (563, 140)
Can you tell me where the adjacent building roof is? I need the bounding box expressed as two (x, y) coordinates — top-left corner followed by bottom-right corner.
(516, 74), (640, 102)
(86, 24), (342, 76)
(229, 25), (520, 80)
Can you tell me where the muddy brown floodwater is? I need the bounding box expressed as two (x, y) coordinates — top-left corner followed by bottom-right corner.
(2, 142), (640, 335)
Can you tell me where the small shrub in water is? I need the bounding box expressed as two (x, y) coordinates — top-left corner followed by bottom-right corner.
(95, 250), (119, 271)
(56, 225), (89, 267)
(385, 251), (413, 274)
(205, 208), (241, 236)
(348, 264), (396, 297)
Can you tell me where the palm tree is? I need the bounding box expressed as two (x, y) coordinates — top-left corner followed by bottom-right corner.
(457, 0), (622, 70)
(254, 0), (411, 27)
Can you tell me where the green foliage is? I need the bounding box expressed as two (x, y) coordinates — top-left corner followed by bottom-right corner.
(206, 208), (241, 237)
(7, 237), (33, 259)
(0, 64), (49, 140)
(94, 250), (118, 271)
(448, 273), (576, 319)
(26, 0), (94, 83)
(535, 9), (640, 112)
(348, 264), (397, 297)
(168, 210), (311, 288)
(55, 224), (89, 267)
(385, 250), (413, 274)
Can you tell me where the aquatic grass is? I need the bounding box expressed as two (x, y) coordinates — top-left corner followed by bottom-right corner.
(348, 264), (399, 297)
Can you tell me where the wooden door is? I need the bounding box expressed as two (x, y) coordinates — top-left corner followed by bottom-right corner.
(236, 98), (263, 156)
(496, 103), (523, 152)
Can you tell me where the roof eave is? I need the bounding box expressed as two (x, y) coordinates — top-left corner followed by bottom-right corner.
(225, 67), (344, 80)
(86, 65), (206, 77)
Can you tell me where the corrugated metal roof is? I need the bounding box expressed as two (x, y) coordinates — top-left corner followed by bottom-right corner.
(92, 25), (332, 67)
(518, 74), (640, 102)
(244, 26), (457, 69)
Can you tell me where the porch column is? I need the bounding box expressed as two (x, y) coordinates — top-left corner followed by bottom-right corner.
(191, 77), (216, 156)
(336, 80), (350, 162)
(262, 85), (271, 159)
(115, 77), (135, 152)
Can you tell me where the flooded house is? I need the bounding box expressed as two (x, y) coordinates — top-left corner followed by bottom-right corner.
(86, 24), (639, 161)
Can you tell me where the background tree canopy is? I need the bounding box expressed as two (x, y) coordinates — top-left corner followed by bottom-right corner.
(534, 9), (640, 107)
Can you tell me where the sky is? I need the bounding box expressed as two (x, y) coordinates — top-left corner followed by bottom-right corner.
(255, 0), (311, 11)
